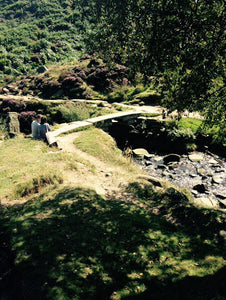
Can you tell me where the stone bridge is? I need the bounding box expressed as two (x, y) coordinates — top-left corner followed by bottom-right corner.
(52, 109), (161, 137)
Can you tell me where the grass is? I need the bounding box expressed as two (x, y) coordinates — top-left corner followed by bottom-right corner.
(178, 118), (203, 132)
(0, 132), (225, 299)
(1, 183), (225, 299)
(0, 136), (94, 200)
(74, 127), (135, 169)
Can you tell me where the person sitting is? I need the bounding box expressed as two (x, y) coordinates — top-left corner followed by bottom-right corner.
(31, 114), (41, 139)
(39, 116), (51, 142)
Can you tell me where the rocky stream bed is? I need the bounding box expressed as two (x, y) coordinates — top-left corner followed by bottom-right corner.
(133, 149), (226, 209)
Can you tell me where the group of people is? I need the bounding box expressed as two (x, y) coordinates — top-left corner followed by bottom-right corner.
(31, 114), (51, 142)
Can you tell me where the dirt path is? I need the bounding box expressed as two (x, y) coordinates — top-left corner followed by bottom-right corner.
(56, 133), (129, 196)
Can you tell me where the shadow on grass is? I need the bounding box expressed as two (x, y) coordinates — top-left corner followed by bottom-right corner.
(2, 186), (226, 299)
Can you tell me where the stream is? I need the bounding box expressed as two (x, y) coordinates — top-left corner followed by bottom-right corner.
(133, 150), (226, 209)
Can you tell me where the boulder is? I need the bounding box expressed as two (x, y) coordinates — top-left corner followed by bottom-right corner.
(163, 154), (181, 165)
(6, 112), (20, 136)
(195, 197), (219, 208)
(188, 153), (204, 162)
(133, 148), (149, 158)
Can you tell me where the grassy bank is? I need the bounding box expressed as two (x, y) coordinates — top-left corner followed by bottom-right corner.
(0, 133), (225, 300)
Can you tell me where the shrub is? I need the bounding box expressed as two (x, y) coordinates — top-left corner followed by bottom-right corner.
(56, 102), (90, 122)
(18, 111), (36, 133)
(0, 98), (26, 113)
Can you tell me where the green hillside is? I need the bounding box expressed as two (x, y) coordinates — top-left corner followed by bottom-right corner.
(0, 0), (94, 84)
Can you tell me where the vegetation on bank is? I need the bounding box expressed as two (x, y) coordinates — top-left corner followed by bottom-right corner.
(0, 135), (225, 299)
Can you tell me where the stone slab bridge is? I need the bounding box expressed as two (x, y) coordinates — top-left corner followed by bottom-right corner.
(52, 107), (162, 137)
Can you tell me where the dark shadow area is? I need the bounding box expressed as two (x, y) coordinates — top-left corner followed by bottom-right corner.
(1, 186), (226, 299)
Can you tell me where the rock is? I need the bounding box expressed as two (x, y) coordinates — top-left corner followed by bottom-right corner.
(188, 153), (204, 162)
(144, 154), (154, 159)
(192, 190), (198, 195)
(195, 197), (219, 208)
(218, 199), (226, 208)
(157, 164), (167, 170)
(6, 112), (20, 136)
(168, 162), (179, 170)
(154, 156), (163, 164)
(189, 173), (198, 178)
(214, 191), (226, 200)
(212, 176), (223, 184)
(133, 148), (149, 158)
(197, 168), (207, 176)
(193, 183), (207, 193)
(105, 173), (112, 177)
(2, 87), (9, 93)
(37, 66), (48, 74)
(163, 154), (181, 165)
(209, 158), (219, 165)
(145, 160), (152, 166)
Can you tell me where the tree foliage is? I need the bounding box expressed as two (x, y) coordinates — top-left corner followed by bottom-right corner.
(87, 0), (225, 128)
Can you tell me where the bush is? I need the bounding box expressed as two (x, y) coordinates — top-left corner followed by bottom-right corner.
(56, 102), (90, 122)
(18, 111), (36, 133)
(0, 98), (26, 113)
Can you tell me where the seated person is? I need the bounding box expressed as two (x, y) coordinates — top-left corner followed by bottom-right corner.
(39, 116), (51, 142)
(31, 114), (41, 139)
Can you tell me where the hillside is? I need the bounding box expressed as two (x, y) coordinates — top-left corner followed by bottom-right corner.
(0, 0), (94, 85)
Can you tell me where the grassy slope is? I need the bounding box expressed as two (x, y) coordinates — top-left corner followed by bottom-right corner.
(0, 0), (93, 85)
(0, 133), (225, 299)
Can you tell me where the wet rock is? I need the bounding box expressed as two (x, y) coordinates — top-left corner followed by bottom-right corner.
(188, 153), (204, 162)
(163, 154), (181, 165)
(195, 197), (219, 208)
(157, 164), (167, 170)
(189, 173), (198, 178)
(144, 154), (154, 159)
(214, 191), (226, 200)
(193, 183), (208, 193)
(212, 176), (223, 184)
(209, 158), (219, 165)
(133, 148), (149, 158)
(145, 160), (152, 166)
(154, 156), (163, 163)
(168, 162), (179, 170)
